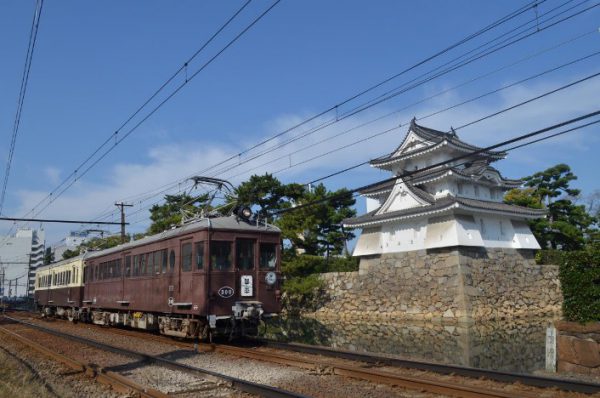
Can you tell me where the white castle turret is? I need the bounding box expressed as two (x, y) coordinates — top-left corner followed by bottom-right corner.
(344, 119), (544, 256)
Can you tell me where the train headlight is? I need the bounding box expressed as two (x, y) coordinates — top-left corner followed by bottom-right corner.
(265, 271), (277, 285)
(236, 206), (253, 220)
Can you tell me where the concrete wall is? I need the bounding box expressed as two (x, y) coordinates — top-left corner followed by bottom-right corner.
(315, 247), (561, 322)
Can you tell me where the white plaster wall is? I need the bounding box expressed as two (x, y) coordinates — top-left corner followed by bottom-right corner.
(378, 182), (424, 213)
(366, 197), (381, 213)
(380, 219), (427, 252)
(511, 220), (542, 249)
(352, 213), (540, 256)
(353, 227), (382, 256)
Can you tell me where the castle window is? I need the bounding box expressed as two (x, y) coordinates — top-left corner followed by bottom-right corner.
(457, 183), (463, 194)
(474, 185), (480, 197)
(499, 221), (504, 235)
(480, 218), (486, 235)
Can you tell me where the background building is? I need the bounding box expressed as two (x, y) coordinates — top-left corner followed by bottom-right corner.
(52, 230), (92, 260)
(0, 228), (45, 298)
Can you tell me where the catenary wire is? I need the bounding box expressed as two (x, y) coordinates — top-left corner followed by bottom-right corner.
(31, 0), (600, 230)
(273, 110), (600, 216)
(10, 1), (279, 228)
(0, 0), (44, 215)
(120, 0), (598, 196)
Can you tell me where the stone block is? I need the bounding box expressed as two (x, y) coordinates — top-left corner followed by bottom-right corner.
(572, 338), (600, 368)
(557, 360), (591, 375)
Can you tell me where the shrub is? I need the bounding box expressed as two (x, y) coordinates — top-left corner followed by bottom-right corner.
(559, 245), (600, 323)
(282, 255), (358, 278)
(535, 249), (564, 265)
(280, 254), (358, 314)
(281, 274), (326, 315)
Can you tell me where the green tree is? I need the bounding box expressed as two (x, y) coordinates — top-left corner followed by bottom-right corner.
(148, 193), (210, 234)
(505, 164), (597, 250)
(225, 174), (304, 220)
(277, 183), (356, 257)
(62, 248), (80, 260)
(82, 235), (129, 251)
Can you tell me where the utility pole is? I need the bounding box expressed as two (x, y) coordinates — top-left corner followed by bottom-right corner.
(26, 253), (32, 303)
(0, 264), (4, 313)
(115, 202), (133, 243)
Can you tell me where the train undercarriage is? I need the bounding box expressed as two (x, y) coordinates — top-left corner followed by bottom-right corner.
(39, 300), (266, 340)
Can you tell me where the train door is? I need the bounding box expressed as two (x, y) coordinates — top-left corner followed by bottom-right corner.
(236, 239), (256, 301)
(121, 252), (131, 305)
(208, 240), (235, 316)
(176, 239), (194, 306)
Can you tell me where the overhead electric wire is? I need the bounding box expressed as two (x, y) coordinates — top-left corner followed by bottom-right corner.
(10, 0), (281, 230)
(51, 0), (599, 228)
(302, 68), (600, 186)
(93, 19), (600, 225)
(273, 109), (600, 216)
(118, 0), (550, 192)
(106, 63), (600, 226)
(105, 25), (598, 216)
(224, 50), (600, 182)
(133, 0), (598, 191)
(0, 0), (44, 215)
(36, 0), (254, 207)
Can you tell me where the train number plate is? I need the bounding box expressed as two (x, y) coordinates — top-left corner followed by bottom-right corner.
(218, 286), (234, 298)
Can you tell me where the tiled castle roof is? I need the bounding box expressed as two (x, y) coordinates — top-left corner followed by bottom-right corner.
(370, 119), (506, 168)
(343, 195), (546, 228)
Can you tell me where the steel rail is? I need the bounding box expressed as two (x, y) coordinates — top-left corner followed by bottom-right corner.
(253, 338), (600, 395)
(0, 325), (167, 398)
(2, 316), (307, 398)
(6, 314), (551, 398)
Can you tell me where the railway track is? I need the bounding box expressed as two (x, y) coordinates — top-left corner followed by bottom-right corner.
(253, 338), (600, 395)
(1, 315), (306, 398)
(6, 312), (591, 398)
(0, 325), (168, 398)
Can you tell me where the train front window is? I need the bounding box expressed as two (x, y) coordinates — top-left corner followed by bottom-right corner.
(181, 243), (192, 272)
(259, 243), (277, 270)
(236, 239), (254, 270)
(210, 241), (232, 271)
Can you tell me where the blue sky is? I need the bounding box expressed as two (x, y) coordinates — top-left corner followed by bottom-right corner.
(1, 0), (599, 243)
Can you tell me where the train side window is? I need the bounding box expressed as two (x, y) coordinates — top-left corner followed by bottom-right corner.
(210, 241), (232, 271)
(161, 249), (167, 273)
(195, 242), (204, 270)
(117, 259), (122, 278)
(259, 243), (277, 269)
(148, 252), (155, 275)
(133, 255), (139, 276)
(153, 251), (161, 274)
(181, 243), (192, 272)
(125, 256), (131, 277)
(140, 254), (146, 275)
(169, 250), (175, 272)
(236, 239), (254, 270)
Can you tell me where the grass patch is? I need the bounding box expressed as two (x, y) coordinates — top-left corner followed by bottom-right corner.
(0, 346), (57, 398)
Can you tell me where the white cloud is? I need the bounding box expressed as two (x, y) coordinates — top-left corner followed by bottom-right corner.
(10, 71), (600, 243)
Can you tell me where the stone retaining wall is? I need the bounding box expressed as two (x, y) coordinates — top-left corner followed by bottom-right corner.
(315, 247), (561, 322)
(556, 321), (600, 376)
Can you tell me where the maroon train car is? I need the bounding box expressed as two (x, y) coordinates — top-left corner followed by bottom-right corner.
(34, 254), (87, 321)
(81, 215), (282, 339)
